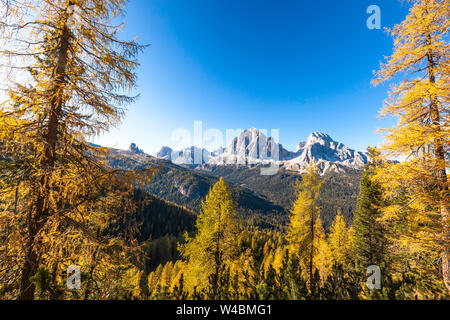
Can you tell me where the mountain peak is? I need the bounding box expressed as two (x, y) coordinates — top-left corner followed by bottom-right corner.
(156, 146), (173, 160)
(240, 127), (266, 137)
(129, 143), (144, 154)
(156, 145), (212, 164)
(306, 131), (333, 145)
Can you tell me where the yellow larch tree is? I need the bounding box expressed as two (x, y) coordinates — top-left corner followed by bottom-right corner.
(315, 220), (332, 283)
(179, 178), (239, 299)
(372, 0), (449, 292)
(287, 162), (326, 290)
(328, 212), (352, 266)
(0, 0), (152, 299)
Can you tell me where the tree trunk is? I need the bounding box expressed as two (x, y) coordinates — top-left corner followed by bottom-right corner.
(309, 205), (314, 292)
(213, 212), (222, 299)
(426, 42), (450, 292)
(18, 234), (38, 300)
(18, 18), (71, 300)
(441, 205), (450, 291)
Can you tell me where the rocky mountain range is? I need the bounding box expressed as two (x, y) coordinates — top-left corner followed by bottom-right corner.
(109, 141), (363, 230)
(105, 129), (368, 229)
(155, 129), (368, 174)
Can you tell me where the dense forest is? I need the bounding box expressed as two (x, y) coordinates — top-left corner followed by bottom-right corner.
(142, 161), (448, 300)
(202, 165), (362, 229)
(0, 0), (448, 300)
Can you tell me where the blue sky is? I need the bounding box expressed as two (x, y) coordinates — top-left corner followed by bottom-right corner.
(95, 0), (410, 154)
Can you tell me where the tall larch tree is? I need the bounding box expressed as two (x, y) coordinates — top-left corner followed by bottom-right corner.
(179, 178), (239, 299)
(328, 212), (352, 267)
(372, 0), (449, 292)
(0, 0), (151, 299)
(316, 222), (332, 283)
(287, 163), (325, 291)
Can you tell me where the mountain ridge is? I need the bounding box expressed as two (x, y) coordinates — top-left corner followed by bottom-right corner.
(155, 129), (368, 174)
(103, 138), (363, 230)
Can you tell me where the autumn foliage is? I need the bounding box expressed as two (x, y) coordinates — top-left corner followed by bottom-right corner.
(0, 0), (448, 300)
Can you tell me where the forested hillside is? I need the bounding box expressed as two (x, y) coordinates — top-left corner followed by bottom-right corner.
(107, 148), (362, 230)
(128, 191), (196, 271)
(201, 165), (362, 229)
(107, 150), (288, 229)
